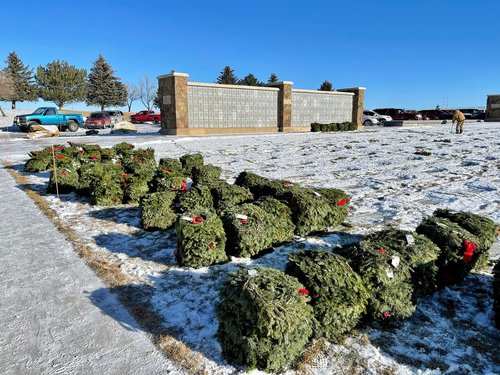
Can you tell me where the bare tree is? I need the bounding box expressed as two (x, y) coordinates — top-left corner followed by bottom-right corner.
(125, 82), (140, 112)
(0, 69), (15, 116)
(139, 74), (157, 110)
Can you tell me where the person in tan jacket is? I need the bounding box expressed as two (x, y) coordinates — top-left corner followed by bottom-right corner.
(452, 110), (466, 134)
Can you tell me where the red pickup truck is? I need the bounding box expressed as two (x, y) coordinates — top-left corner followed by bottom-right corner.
(130, 110), (161, 124)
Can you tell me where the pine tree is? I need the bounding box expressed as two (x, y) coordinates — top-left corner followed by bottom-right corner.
(216, 66), (238, 84)
(319, 80), (333, 91)
(3, 51), (37, 109)
(153, 87), (161, 109)
(86, 55), (127, 111)
(36, 60), (87, 110)
(267, 73), (279, 83)
(239, 73), (261, 86)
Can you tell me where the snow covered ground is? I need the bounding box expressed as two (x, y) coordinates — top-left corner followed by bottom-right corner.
(0, 110), (499, 374)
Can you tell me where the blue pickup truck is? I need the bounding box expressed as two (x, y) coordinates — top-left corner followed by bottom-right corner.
(13, 107), (84, 132)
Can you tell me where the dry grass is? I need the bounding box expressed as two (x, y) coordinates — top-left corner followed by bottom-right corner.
(157, 336), (205, 374)
(295, 339), (328, 375)
(4, 163), (205, 374)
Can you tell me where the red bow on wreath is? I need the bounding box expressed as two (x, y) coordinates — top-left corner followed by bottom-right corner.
(192, 216), (204, 224)
(463, 240), (477, 263)
(298, 288), (309, 295)
(337, 198), (350, 206)
(181, 181), (188, 191)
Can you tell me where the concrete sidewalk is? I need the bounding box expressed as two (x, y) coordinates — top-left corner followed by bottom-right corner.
(0, 166), (179, 375)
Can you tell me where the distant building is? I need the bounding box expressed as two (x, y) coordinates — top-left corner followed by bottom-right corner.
(486, 95), (500, 121)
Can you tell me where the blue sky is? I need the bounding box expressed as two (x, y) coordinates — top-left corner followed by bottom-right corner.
(1, 0), (499, 111)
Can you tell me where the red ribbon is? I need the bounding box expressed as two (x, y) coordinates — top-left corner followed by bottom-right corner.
(383, 311), (389, 319)
(192, 216), (204, 224)
(240, 218), (249, 224)
(56, 154), (64, 159)
(181, 182), (188, 191)
(60, 171), (68, 177)
(337, 198), (350, 206)
(378, 248), (386, 254)
(90, 155), (99, 160)
(298, 288), (309, 295)
(463, 240), (477, 263)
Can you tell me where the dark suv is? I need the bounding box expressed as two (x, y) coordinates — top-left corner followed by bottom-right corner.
(458, 108), (485, 120)
(373, 108), (423, 120)
(419, 110), (452, 120)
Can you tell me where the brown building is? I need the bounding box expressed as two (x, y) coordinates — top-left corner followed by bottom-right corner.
(486, 94), (500, 121)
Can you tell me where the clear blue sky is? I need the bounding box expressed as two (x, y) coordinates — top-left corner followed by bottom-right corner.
(1, 0), (499, 111)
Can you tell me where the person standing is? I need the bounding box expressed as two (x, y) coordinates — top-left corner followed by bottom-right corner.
(452, 109), (466, 134)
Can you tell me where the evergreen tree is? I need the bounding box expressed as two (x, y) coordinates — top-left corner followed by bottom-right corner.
(239, 73), (261, 86)
(319, 80), (333, 91)
(36, 60), (87, 110)
(3, 51), (37, 109)
(86, 54), (127, 111)
(153, 87), (161, 109)
(216, 66), (238, 84)
(267, 73), (279, 83)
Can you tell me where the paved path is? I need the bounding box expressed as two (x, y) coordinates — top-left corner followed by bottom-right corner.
(0, 166), (179, 375)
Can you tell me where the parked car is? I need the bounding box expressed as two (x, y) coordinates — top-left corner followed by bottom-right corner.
(418, 110), (452, 120)
(373, 108), (423, 121)
(13, 107), (83, 132)
(458, 108), (484, 120)
(106, 110), (124, 125)
(85, 111), (112, 129)
(362, 110), (392, 126)
(130, 110), (161, 124)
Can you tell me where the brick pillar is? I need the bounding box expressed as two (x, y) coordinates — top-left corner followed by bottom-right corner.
(338, 87), (366, 129)
(157, 72), (189, 135)
(268, 81), (293, 132)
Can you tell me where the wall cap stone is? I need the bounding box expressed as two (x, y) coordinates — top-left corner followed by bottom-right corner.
(266, 81), (294, 86)
(292, 89), (355, 96)
(188, 81), (279, 91)
(157, 72), (189, 79)
(337, 87), (366, 91)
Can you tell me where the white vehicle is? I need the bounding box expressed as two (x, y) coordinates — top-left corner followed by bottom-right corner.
(362, 110), (392, 126)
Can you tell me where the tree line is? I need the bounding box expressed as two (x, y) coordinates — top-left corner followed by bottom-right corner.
(216, 66), (334, 91)
(0, 54), (336, 112)
(0, 51), (156, 111)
